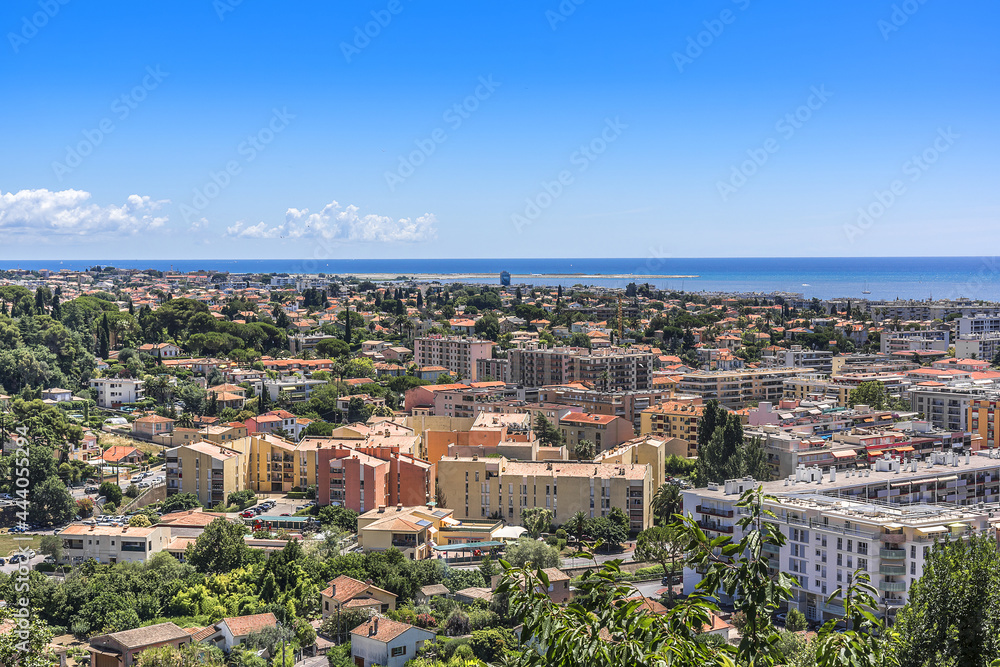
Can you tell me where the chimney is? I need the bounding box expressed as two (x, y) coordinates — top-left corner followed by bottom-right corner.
(373, 617), (379, 635)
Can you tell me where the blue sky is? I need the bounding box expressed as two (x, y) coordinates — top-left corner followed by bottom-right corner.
(0, 0), (997, 260)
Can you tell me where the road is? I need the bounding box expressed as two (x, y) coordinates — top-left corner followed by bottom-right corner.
(0, 551), (44, 574)
(294, 655), (327, 667)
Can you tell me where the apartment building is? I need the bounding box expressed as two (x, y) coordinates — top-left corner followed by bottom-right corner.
(761, 345), (833, 373)
(879, 330), (949, 354)
(955, 333), (1000, 362)
(249, 433), (317, 493)
(969, 397), (1000, 449)
(475, 357), (511, 383)
(436, 455), (653, 531)
(957, 314), (1000, 336)
(639, 397), (705, 458)
(263, 378), (326, 402)
(355, 504), (501, 561)
(507, 345), (656, 391)
(165, 440), (249, 507)
(682, 451), (1000, 623)
(316, 444), (435, 512)
(908, 385), (983, 431)
(403, 382), (525, 418)
(676, 368), (804, 408)
(89, 378), (144, 409)
(783, 375), (851, 407)
(413, 336), (495, 381)
(595, 435), (686, 491)
(59, 523), (173, 565)
(536, 384), (674, 429)
(557, 412), (635, 455)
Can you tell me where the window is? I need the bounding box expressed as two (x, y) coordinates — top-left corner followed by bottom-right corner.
(910, 545), (916, 558)
(391, 647), (406, 657)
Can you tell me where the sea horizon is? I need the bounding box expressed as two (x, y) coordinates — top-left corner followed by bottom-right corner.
(2, 256), (998, 302)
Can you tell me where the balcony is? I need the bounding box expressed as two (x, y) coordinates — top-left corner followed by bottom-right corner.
(879, 548), (905, 559)
(696, 505), (734, 518)
(697, 520), (733, 534)
(878, 580), (907, 593)
(879, 564), (906, 575)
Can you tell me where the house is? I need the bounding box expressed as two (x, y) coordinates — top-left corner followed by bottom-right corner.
(59, 524), (172, 564)
(415, 583), (450, 606)
(195, 613), (279, 652)
(320, 575), (398, 617)
(41, 387), (74, 402)
(89, 378), (144, 408)
(138, 342), (181, 358)
(350, 618), (435, 667)
(99, 445), (144, 465)
(207, 383), (248, 410)
(89, 622), (191, 667)
(539, 567), (572, 603)
(132, 414), (175, 439)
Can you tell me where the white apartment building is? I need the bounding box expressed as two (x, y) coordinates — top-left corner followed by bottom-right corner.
(762, 345), (833, 373)
(414, 336), (495, 381)
(955, 333), (1000, 363)
(59, 524), (172, 564)
(879, 330), (949, 354)
(682, 451), (1000, 623)
(89, 378), (144, 409)
(957, 314), (1000, 336)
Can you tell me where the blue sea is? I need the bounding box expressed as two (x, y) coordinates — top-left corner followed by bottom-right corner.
(2, 257), (999, 302)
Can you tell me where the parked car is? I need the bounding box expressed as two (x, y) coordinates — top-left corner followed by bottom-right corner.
(43, 556), (56, 564)
(9, 554), (26, 564)
(0, 558), (6, 566)
(84, 487), (98, 494)
(279, 513), (291, 517)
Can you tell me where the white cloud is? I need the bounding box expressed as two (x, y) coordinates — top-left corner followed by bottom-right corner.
(0, 189), (169, 237)
(226, 200), (436, 243)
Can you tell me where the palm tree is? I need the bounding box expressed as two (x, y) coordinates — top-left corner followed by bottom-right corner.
(567, 511), (588, 545)
(651, 483), (682, 526)
(176, 412), (195, 429)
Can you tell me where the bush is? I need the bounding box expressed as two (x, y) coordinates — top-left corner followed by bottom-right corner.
(470, 628), (516, 663)
(227, 489), (257, 510)
(124, 484), (140, 499)
(102, 502), (117, 514)
(632, 564), (666, 579)
(71, 619), (90, 640)
(443, 608), (470, 636)
(555, 528), (567, 541)
(786, 607), (808, 632)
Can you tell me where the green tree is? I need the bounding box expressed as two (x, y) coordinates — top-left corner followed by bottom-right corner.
(160, 492), (202, 514)
(650, 482), (682, 525)
(504, 538), (560, 569)
(129, 514), (152, 527)
(893, 534), (1000, 667)
(533, 412), (563, 447)
(186, 517), (256, 574)
(318, 505), (358, 533)
(98, 481), (123, 506)
(28, 476), (77, 526)
(38, 534), (64, 563)
(847, 380), (888, 410)
(0, 613), (55, 667)
(573, 438), (596, 461)
(520, 507), (553, 539)
(469, 627), (516, 663)
(785, 608), (807, 632)
(634, 524), (686, 606)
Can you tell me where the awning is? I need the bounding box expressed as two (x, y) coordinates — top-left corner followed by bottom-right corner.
(440, 517), (461, 526)
(433, 541), (504, 552)
(893, 446), (915, 453)
(884, 523), (904, 529)
(890, 482), (911, 488)
(832, 450), (858, 459)
(947, 522), (967, 528)
(919, 526), (948, 534)
(936, 475), (958, 483)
